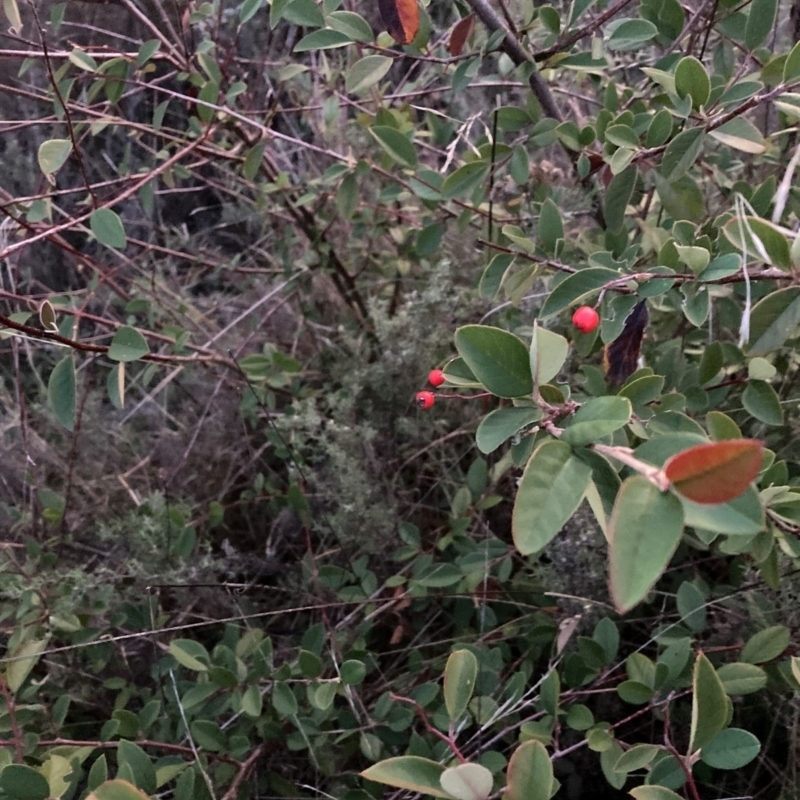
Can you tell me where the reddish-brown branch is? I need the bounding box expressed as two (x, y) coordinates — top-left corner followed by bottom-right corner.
(390, 693), (468, 763)
(0, 676), (23, 763)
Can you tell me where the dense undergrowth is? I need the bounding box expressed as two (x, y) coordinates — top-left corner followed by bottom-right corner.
(0, 0), (800, 798)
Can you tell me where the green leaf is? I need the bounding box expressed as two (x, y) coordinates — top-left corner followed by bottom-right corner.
(360, 757), (452, 798)
(699, 254), (742, 283)
(629, 788), (684, 800)
(605, 124), (640, 148)
(341, 659), (366, 685)
(740, 625), (790, 663)
(370, 126), (417, 168)
(444, 650), (478, 722)
(90, 208), (127, 249)
(539, 268), (619, 318)
(561, 396), (631, 447)
(0, 765), (51, 800)
(608, 476), (684, 613)
(689, 652), (728, 753)
(680, 485), (764, 536)
(784, 40), (800, 82)
(241, 683), (263, 717)
(744, 0), (777, 50)
(604, 165), (636, 233)
(272, 681), (298, 716)
(646, 108), (673, 147)
(476, 406), (541, 454)
(674, 56), (710, 109)
(37, 138), (71, 175)
(747, 287), (800, 356)
(293, 29), (352, 52)
(345, 55), (392, 94)
(479, 253), (514, 297)
(701, 728), (760, 769)
(69, 47), (98, 71)
(189, 719), (227, 751)
(442, 161), (490, 200)
(440, 764), (492, 800)
(117, 741), (156, 795)
(742, 380), (783, 426)
(504, 741), (553, 800)
(454, 325), (532, 398)
(239, 0), (264, 23)
(6, 638), (49, 693)
(108, 326), (149, 362)
(722, 216), (791, 269)
(530, 323), (568, 385)
(327, 10), (373, 41)
(716, 662), (767, 695)
(538, 198), (563, 254)
(660, 128), (704, 182)
(169, 639), (209, 671)
(87, 779), (153, 800)
(709, 117), (765, 153)
(616, 680), (653, 704)
(614, 744), (659, 772)
(606, 18), (658, 50)
(512, 440), (592, 555)
(48, 355), (76, 432)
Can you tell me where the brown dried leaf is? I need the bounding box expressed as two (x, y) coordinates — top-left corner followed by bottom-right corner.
(378, 0), (419, 45)
(448, 14), (474, 56)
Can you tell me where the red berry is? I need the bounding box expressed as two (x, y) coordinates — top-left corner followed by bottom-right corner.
(428, 369), (445, 387)
(572, 305), (600, 333)
(415, 391), (435, 410)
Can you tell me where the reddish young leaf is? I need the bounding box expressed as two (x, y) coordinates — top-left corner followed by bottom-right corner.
(448, 14), (474, 56)
(665, 439), (764, 504)
(378, 0), (419, 44)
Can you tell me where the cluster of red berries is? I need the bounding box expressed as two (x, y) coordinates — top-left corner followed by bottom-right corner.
(415, 369), (445, 410)
(415, 310), (598, 410)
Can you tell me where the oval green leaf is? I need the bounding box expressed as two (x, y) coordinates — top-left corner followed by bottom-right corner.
(48, 354), (76, 432)
(530, 323), (568, 385)
(454, 325), (532, 398)
(370, 126), (417, 168)
(443, 649), (478, 723)
(440, 763), (492, 800)
(0, 765), (51, 800)
(716, 662), (767, 695)
(747, 287), (800, 356)
(689, 652), (728, 753)
(606, 18), (658, 50)
(7, 638), (49, 693)
(561, 396), (632, 447)
(742, 379), (783, 426)
(680, 485), (764, 536)
(476, 406), (541, 454)
(740, 624), (789, 664)
(701, 728), (760, 770)
(346, 55), (392, 94)
(609, 476), (684, 613)
(293, 28), (353, 51)
(38, 138), (72, 175)
(674, 56), (710, 109)
(539, 268), (619, 319)
(108, 326), (150, 362)
(442, 161), (490, 200)
(327, 10), (373, 41)
(505, 740), (553, 800)
(360, 756), (452, 798)
(512, 439), (592, 555)
(90, 208), (127, 249)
